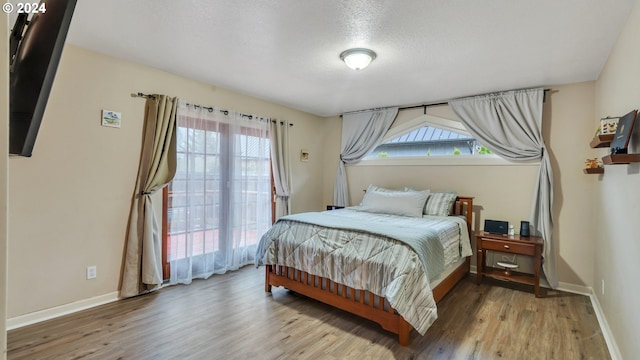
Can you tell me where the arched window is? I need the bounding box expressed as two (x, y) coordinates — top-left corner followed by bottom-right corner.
(366, 114), (493, 159)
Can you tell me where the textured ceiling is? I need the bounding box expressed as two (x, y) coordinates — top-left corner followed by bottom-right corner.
(49, 0), (636, 116)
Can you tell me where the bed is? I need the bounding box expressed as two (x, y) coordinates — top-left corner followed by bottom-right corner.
(255, 188), (473, 345)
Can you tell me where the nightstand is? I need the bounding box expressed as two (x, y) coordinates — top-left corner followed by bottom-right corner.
(476, 231), (544, 297)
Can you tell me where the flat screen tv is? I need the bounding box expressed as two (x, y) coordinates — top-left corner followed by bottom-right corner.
(9, 0), (77, 157)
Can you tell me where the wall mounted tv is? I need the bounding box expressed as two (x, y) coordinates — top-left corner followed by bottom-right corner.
(9, 0), (77, 157)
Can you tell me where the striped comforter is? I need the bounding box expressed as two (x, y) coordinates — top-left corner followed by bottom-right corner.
(255, 208), (472, 335)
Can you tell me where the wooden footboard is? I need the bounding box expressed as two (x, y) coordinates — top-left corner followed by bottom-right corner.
(265, 196), (473, 345)
(265, 264), (415, 346)
(265, 257), (470, 346)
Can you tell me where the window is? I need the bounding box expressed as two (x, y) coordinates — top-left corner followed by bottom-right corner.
(163, 105), (272, 282)
(365, 114), (494, 160)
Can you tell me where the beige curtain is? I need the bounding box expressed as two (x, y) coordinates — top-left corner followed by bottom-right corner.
(334, 108), (398, 206)
(270, 119), (291, 220)
(120, 95), (178, 298)
(449, 88), (557, 288)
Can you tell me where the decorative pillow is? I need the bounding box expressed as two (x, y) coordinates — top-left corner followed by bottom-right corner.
(359, 188), (430, 217)
(424, 191), (457, 216)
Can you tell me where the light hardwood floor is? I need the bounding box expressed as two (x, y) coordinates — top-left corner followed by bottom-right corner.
(8, 266), (610, 360)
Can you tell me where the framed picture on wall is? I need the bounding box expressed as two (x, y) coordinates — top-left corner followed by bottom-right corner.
(610, 109), (637, 154)
(101, 110), (122, 128)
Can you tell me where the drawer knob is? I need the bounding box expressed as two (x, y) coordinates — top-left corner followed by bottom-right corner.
(503, 245), (510, 249)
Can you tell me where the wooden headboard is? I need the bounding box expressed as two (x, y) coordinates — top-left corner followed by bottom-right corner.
(453, 196), (474, 233)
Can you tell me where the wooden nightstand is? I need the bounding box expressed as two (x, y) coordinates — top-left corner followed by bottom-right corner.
(476, 231), (544, 297)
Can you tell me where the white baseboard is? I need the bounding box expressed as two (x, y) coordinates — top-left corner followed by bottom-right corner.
(588, 290), (622, 360)
(555, 280), (590, 295)
(6, 291), (120, 330)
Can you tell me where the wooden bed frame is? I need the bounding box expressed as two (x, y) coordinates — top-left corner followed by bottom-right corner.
(264, 196), (474, 346)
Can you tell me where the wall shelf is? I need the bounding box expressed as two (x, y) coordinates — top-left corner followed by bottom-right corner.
(590, 134), (614, 148)
(587, 132), (640, 172)
(602, 154), (640, 164)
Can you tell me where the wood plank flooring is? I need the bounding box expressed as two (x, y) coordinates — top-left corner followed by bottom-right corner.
(7, 266), (610, 359)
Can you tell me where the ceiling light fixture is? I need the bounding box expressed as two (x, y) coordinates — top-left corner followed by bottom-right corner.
(340, 48), (377, 71)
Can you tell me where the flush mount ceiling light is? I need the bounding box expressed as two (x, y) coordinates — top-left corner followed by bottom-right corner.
(340, 48), (377, 71)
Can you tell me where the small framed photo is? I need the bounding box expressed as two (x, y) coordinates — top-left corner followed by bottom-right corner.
(600, 118), (619, 135)
(101, 110), (122, 128)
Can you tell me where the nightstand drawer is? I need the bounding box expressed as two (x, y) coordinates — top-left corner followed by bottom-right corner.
(481, 239), (535, 256)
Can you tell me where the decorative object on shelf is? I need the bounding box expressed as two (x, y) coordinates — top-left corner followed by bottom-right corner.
(610, 109), (637, 155)
(583, 158), (603, 174)
(598, 116), (620, 135)
(520, 221), (530, 237)
(584, 158), (602, 169)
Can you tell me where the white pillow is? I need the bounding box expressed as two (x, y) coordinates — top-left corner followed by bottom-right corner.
(360, 184), (402, 205)
(359, 189), (430, 217)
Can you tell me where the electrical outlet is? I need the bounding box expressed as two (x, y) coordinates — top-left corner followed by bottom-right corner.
(87, 266), (97, 280)
(601, 279), (605, 295)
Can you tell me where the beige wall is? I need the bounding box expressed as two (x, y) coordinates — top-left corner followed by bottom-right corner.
(7, 45), (325, 318)
(322, 83), (597, 286)
(593, 0), (640, 358)
(545, 82), (598, 288)
(2, 11), (10, 360)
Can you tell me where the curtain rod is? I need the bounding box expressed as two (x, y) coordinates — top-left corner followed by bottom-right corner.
(132, 92), (292, 126)
(398, 102), (449, 113)
(131, 92), (156, 100)
(343, 88), (551, 117)
(400, 89), (552, 113)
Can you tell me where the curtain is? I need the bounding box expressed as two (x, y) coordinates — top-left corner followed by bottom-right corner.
(449, 88), (557, 288)
(333, 107), (398, 206)
(121, 95), (178, 298)
(270, 119), (292, 220)
(168, 101), (272, 284)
